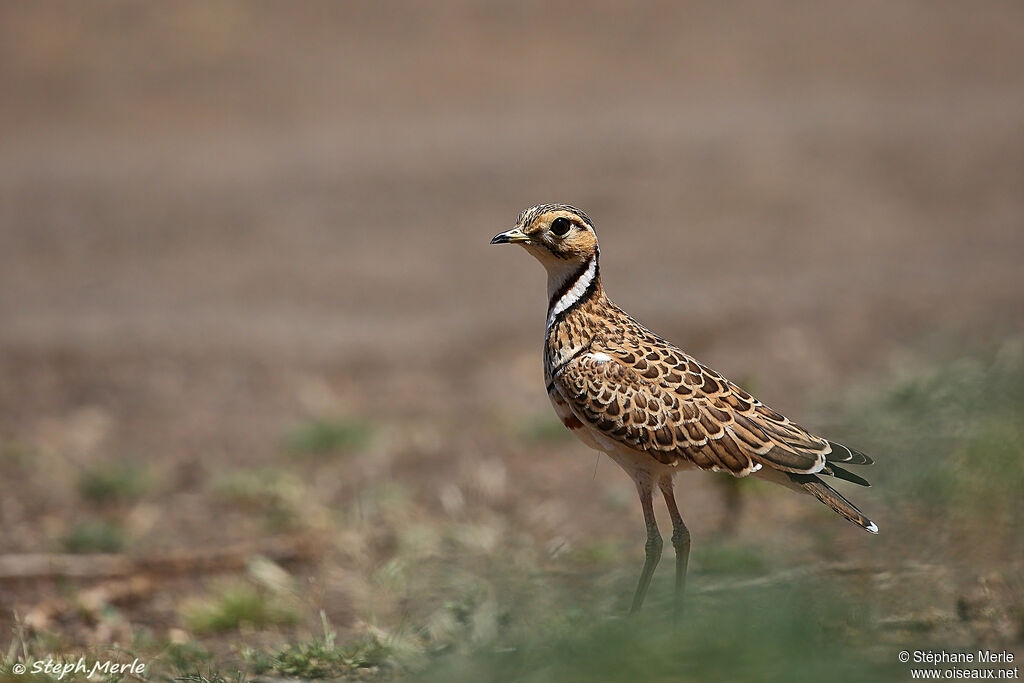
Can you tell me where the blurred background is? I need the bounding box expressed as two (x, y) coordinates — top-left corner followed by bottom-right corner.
(1, 2), (1022, 681)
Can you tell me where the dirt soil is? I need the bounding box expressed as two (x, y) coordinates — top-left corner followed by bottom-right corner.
(1, 0), (1022, 672)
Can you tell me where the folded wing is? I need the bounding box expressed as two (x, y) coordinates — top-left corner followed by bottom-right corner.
(553, 344), (868, 481)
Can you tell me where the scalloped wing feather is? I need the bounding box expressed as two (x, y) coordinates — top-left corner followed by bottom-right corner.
(553, 341), (841, 477)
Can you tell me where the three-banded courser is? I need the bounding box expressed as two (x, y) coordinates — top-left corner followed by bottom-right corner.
(491, 204), (877, 618)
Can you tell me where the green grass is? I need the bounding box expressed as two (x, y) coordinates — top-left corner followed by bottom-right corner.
(281, 416), (375, 456)
(2, 583), (894, 683)
(210, 467), (303, 531)
(161, 639), (217, 673)
(60, 520), (125, 553)
(173, 674), (245, 683)
(246, 615), (393, 679)
(837, 339), (1024, 556)
(372, 558), (409, 593)
(0, 442), (39, 474)
(565, 540), (621, 566)
(11, 340), (1021, 683)
(692, 542), (768, 576)
(77, 462), (150, 505)
(417, 583), (894, 683)
(158, 639), (251, 683)
(182, 583), (300, 634)
(211, 468), (298, 505)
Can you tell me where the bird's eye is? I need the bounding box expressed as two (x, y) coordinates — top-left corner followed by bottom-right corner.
(550, 217), (572, 236)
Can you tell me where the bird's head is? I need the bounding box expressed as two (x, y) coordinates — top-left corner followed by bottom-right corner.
(490, 204), (599, 270)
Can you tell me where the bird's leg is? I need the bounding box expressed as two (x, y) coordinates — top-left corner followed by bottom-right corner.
(629, 476), (662, 615)
(659, 475), (690, 623)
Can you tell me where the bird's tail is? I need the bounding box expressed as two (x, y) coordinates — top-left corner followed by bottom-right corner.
(788, 473), (878, 534)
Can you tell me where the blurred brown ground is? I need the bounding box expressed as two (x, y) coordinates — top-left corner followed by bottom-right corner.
(0, 0), (1023, 658)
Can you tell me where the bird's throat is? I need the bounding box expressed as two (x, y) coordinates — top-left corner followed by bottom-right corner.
(546, 253), (601, 329)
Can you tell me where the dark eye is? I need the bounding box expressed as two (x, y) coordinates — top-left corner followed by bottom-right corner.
(550, 217), (572, 236)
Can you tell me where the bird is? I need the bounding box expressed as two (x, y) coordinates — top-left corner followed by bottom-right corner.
(491, 203), (877, 619)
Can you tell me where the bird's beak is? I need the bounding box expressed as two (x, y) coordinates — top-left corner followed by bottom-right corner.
(490, 227), (530, 245)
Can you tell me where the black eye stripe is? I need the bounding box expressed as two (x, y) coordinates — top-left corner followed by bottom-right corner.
(551, 217), (572, 236)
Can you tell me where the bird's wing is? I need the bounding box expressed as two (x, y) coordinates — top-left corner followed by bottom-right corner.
(553, 343), (844, 477)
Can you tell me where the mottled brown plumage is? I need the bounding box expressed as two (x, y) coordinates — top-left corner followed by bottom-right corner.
(492, 204), (877, 617)
(548, 300), (872, 477)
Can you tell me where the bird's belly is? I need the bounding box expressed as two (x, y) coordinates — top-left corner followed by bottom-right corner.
(547, 388), (603, 450)
(601, 439), (691, 481)
(547, 387), (692, 479)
